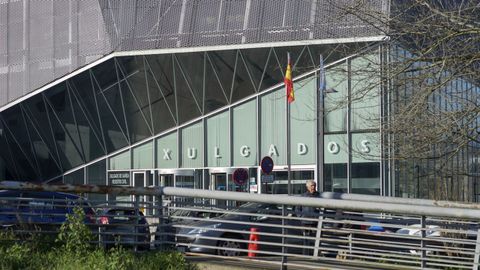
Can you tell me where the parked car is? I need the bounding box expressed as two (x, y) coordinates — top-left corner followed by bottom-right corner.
(159, 207), (224, 247)
(0, 190), (96, 231)
(97, 206), (150, 250)
(175, 202), (304, 256)
(396, 224), (441, 255)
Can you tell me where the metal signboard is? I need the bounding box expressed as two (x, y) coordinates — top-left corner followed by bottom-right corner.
(108, 171), (130, 186)
(261, 174), (275, 183)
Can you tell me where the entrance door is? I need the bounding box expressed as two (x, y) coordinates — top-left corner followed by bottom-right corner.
(159, 170), (196, 207)
(210, 168), (251, 208)
(211, 173), (228, 208)
(133, 171), (154, 214)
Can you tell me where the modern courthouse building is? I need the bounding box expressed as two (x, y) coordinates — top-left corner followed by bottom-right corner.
(0, 1), (478, 201)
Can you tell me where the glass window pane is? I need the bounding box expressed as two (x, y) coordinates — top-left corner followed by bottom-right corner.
(109, 150), (131, 170)
(44, 83), (84, 170)
(156, 132), (178, 169)
(176, 53), (204, 112)
(64, 168), (84, 185)
(352, 133), (380, 162)
(233, 99), (257, 166)
(117, 56), (153, 142)
(231, 51), (256, 103)
(324, 163), (347, 193)
(324, 61), (348, 132)
(241, 48), (270, 92)
(73, 66), (129, 153)
(67, 78), (106, 162)
(175, 57), (202, 124)
(181, 122), (203, 168)
(260, 88), (286, 165)
(145, 54), (178, 132)
(264, 170), (314, 195)
(133, 141), (153, 169)
(207, 111), (230, 167)
(204, 52), (229, 113)
(291, 76), (316, 165)
(351, 54), (381, 130)
(0, 107), (38, 180)
(352, 162), (380, 195)
(21, 95), (62, 179)
(324, 134), (348, 164)
(86, 159), (106, 203)
(258, 48), (283, 92)
(207, 50), (237, 103)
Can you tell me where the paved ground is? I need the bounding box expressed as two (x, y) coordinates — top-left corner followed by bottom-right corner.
(185, 255), (376, 270)
(188, 256), (280, 270)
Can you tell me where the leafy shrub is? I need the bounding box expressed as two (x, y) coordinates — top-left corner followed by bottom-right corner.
(0, 207), (197, 270)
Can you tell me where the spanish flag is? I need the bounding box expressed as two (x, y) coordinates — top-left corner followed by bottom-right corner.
(285, 53), (294, 103)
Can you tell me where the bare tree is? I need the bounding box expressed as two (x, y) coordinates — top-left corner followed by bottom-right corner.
(327, 0), (480, 201)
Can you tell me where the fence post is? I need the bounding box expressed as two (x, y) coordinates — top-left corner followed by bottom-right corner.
(281, 204), (288, 270)
(473, 228), (480, 270)
(156, 193), (164, 250)
(313, 212), (324, 257)
(420, 216), (426, 268)
(134, 195), (140, 252)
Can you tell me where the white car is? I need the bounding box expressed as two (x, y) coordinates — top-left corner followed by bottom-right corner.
(396, 224), (440, 255)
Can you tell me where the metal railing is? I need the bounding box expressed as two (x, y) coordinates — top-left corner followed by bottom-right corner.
(1, 181), (480, 269)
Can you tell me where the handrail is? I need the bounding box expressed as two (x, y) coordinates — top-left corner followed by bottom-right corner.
(1, 181), (480, 220)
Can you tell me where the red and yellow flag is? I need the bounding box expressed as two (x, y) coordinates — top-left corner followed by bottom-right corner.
(285, 53), (294, 103)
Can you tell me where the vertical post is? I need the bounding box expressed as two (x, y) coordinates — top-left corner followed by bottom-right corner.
(420, 216), (426, 268)
(155, 192), (164, 250)
(281, 204), (288, 270)
(134, 195), (140, 252)
(313, 213), (324, 257)
(473, 228), (480, 270)
(416, 165), (420, 198)
(286, 52), (292, 196)
(287, 101), (292, 196)
(317, 55), (325, 191)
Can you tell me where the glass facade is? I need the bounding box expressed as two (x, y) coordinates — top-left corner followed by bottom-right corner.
(2, 0), (476, 202)
(0, 44), (349, 181)
(0, 43), (388, 198)
(391, 46), (480, 201)
(232, 100), (257, 166)
(322, 53), (382, 195)
(207, 112), (230, 167)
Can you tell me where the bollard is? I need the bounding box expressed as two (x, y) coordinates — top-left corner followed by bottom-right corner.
(248, 227), (259, 257)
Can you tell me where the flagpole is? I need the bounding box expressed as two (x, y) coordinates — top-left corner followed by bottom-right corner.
(317, 55), (326, 192)
(317, 55), (325, 191)
(287, 94), (292, 196)
(286, 53), (292, 196)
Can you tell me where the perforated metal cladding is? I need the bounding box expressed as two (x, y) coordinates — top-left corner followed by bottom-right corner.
(102, 0), (387, 50)
(1, 0), (110, 107)
(1, 0), (387, 108)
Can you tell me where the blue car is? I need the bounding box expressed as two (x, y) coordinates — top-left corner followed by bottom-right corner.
(0, 190), (96, 230)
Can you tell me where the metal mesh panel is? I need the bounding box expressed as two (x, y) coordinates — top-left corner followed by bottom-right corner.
(1, 0), (111, 107)
(1, 0), (387, 107)
(103, 0), (386, 50)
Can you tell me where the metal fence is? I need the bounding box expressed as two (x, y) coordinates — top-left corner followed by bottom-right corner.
(1, 181), (480, 269)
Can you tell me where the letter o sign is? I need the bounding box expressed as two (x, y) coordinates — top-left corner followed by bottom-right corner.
(327, 142), (340, 154)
